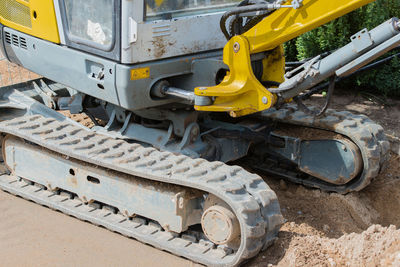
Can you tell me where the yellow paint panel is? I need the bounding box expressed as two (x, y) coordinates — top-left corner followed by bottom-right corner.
(244, 0), (374, 53)
(155, 0), (164, 7)
(0, 0), (60, 43)
(195, 0), (374, 117)
(195, 36), (276, 117)
(262, 45), (285, 84)
(131, 67), (150, 80)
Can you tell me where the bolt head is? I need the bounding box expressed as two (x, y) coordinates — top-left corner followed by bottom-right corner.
(190, 127), (200, 142)
(233, 42), (240, 53)
(262, 96), (268, 104)
(191, 127), (199, 136)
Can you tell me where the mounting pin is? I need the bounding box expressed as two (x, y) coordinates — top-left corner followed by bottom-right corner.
(233, 42), (240, 53)
(262, 96), (268, 104)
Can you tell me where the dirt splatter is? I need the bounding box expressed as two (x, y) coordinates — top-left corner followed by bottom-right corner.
(58, 110), (97, 128)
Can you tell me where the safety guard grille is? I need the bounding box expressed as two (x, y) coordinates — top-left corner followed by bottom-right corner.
(0, 0), (32, 29)
(4, 31), (27, 50)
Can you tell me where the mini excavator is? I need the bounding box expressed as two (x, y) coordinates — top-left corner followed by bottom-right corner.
(0, 0), (396, 265)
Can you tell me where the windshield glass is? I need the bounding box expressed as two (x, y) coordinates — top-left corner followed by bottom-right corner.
(145, 0), (242, 20)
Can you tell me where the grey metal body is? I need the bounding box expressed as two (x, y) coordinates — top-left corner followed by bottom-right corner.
(268, 135), (363, 185)
(1, 26), (224, 111)
(120, 0), (228, 64)
(0, 79), (370, 186)
(51, 0), (230, 63)
(4, 136), (203, 233)
(3, 27), (120, 106)
(0, 24), (37, 87)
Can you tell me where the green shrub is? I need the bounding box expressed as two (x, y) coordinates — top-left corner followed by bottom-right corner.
(284, 0), (400, 96)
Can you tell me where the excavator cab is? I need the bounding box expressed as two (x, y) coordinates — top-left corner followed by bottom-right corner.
(0, 0), (241, 64)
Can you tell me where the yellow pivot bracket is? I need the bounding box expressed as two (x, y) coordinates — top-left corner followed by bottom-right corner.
(194, 0), (374, 117)
(194, 35), (276, 118)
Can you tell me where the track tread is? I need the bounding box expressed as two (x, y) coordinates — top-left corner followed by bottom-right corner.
(261, 105), (390, 193)
(0, 115), (283, 266)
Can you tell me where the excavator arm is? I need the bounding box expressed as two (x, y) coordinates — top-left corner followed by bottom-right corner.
(194, 0), (379, 117)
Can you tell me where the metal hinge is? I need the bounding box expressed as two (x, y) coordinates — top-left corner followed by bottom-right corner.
(129, 17), (138, 43)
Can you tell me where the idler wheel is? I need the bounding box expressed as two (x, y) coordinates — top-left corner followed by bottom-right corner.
(201, 205), (240, 245)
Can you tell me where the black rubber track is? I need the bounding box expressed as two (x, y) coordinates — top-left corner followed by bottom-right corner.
(0, 115), (283, 266)
(259, 105), (390, 193)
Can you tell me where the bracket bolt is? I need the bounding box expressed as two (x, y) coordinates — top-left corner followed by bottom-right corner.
(178, 197), (184, 209)
(191, 127), (199, 142)
(262, 96), (268, 104)
(233, 42), (240, 53)
(191, 127), (199, 136)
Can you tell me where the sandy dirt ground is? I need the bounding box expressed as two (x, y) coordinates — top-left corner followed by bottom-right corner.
(247, 92), (400, 267)
(0, 55), (40, 87)
(0, 60), (400, 266)
(0, 187), (199, 267)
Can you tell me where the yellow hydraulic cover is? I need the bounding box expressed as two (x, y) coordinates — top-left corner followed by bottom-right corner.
(245, 0), (375, 54)
(195, 36), (277, 117)
(0, 0), (60, 43)
(195, 0), (375, 117)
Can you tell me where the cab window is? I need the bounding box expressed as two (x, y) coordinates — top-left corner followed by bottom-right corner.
(145, 0), (242, 20)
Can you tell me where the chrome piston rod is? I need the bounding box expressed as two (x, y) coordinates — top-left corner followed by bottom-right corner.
(163, 86), (195, 102)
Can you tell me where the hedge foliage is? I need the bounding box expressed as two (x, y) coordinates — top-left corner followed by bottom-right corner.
(284, 0), (400, 96)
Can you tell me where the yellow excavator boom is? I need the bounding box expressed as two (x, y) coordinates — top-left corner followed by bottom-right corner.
(245, 0), (374, 53)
